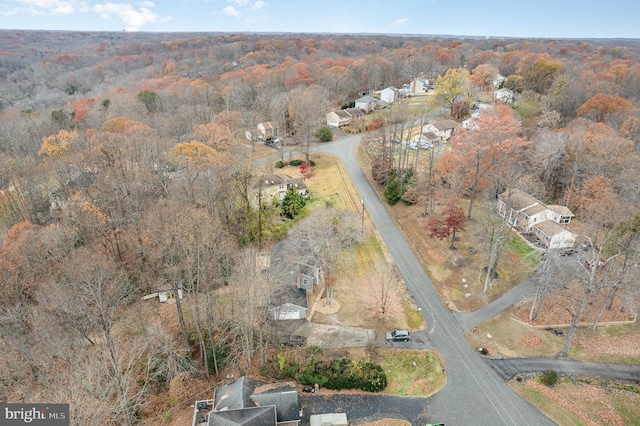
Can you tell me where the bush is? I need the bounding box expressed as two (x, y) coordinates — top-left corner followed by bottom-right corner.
(315, 125), (333, 142)
(298, 357), (387, 392)
(289, 159), (315, 167)
(542, 369), (558, 386)
(384, 174), (402, 205)
(275, 160), (285, 168)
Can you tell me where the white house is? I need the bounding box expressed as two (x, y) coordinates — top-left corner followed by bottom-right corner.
(493, 74), (506, 88)
(422, 120), (458, 142)
(355, 95), (377, 113)
(251, 174), (307, 206)
(497, 189), (576, 249)
(494, 87), (515, 103)
(257, 121), (278, 139)
(409, 78), (429, 94)
(381, 86), (398, 103)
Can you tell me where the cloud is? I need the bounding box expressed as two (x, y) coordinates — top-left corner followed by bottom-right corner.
(394, 18), (408, 26)
(249, 1), (264, 11)
(221, 5), (239, 16)
(92, 2), (171, 31)
(228, 0), (248, 5)
(9, 0), (76, 15)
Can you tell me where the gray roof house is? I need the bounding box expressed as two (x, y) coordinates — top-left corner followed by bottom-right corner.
(497, 189), (576, 249)
(193, 377), (300, 426)
(354, 95), (377, 113)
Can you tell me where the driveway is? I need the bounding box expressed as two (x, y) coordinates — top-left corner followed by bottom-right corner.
(299, 393), (429, 426)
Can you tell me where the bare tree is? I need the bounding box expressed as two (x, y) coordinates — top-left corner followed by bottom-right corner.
(289, 208), (361, 305)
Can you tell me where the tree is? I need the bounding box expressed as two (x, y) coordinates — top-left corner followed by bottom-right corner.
(383, 170), (403, 205)
(470, 63), (500, 90)
(577, 93), (633, 122)
(315, 125), (333, 142)
(366, 264), (402, 322)
(290, 208), (361, 305)
(138, 89), (160, 113)
(518, 55), (561, 94)
(433, 67), (470, 116)
(39, 129), (79, 158)
(281, 186), (306, 219)
(440, 104), (528, 219)
(426, 198), (466, 249)
(288, 84), (331, 163)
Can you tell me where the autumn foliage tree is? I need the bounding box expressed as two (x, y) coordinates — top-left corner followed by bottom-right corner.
(39, 129), (79, 158)
(439, 104), (528, 218)
(470, 63), (500, 90)
(433, 67), (470, 116)
(426, 198), (466, 249)
(577, 93), (633, 122)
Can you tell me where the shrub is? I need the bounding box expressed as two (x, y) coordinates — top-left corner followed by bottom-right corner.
(542, 369), (558, 386)
(281, 186), (306, 219)
(298, 357), (387, 392)
(289, 159), (303, 166)
(315, 125), (333, 142)
(275, 160), (285, 168)
(384, 174), (402, 205)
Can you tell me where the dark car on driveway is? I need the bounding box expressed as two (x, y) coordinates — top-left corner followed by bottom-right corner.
(386, 329), (411, 342)
(280, 334), (306, 347)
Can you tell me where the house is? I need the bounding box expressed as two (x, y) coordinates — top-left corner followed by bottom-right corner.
(421, 120), (458, 142)
(412, 132), (439, 147)
(409, 78), (429, 94)
(380, 86), (398, 103)
(270, 261), (322, 320)
(325, 108), (364, 127)
(344, 107), (364, 122)
(354, 95), (377, 113)
(270, 270), (309, 320)
(193, 377), (300, 426)
(497, 189), (576, 249)
(252, 174), (307, 206)
(158, 287), (183, 303)
(492, 74), (506, 88)
(494, 87), (514, 103)
(257, 121), (279, 139)
(326, 110), (352, 127)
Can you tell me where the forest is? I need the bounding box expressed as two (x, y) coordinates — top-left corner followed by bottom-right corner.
(1, 30), (640, 424)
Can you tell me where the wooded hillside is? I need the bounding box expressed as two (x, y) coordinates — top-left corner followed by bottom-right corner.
(1, 31), (640, 425)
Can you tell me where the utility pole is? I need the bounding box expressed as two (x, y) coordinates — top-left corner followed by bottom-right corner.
(361, 197), (365, 238)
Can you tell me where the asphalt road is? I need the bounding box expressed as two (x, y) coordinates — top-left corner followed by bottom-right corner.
(312, 135), (556, 425)
(488, 358), (640, 382)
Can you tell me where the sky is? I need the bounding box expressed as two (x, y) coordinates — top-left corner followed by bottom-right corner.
(0, 0), (639, 39)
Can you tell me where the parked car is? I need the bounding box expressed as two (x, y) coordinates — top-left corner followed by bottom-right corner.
(386, 329), (411, 342)
(280, 335), (306, 347)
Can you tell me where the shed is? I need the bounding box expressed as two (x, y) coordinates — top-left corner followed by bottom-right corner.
(309, 413), (348, 426)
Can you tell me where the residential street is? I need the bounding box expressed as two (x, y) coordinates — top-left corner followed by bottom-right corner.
(311, 135), (556, 425)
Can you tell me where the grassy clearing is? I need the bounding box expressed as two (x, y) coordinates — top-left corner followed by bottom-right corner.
(348, 348), (445, 397)
(380, 349), (445, 397)
(510, 382), (586, 426)
(465, 312), (565, 358)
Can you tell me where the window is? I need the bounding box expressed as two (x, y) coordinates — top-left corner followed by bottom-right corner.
(559, 216), (570, 224)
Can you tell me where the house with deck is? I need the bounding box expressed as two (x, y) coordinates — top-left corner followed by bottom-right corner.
(497, 189), (576, 249)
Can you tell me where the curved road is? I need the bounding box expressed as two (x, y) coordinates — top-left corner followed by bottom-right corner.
(311, 135), (556, 425)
